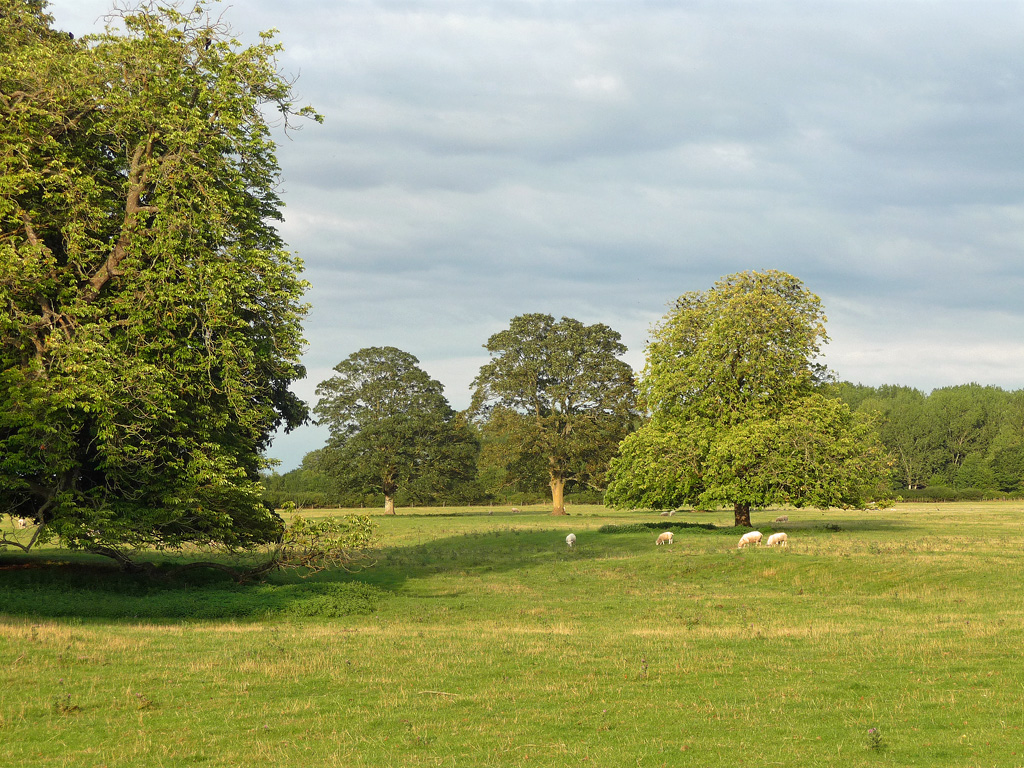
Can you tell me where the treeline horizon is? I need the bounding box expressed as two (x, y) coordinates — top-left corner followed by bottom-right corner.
(262, 378), (1024, 509)
(827, 380), (1024, 500)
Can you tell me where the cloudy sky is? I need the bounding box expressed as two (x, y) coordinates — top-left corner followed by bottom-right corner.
(48, 0), (1024, 471)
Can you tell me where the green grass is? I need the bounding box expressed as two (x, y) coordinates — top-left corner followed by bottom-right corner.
(3, 502), (1024, 766)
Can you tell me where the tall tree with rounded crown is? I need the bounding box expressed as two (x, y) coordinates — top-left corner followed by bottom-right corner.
(0, 0), (319, 563)
(606, 270), (889, 526)
(314, 347), (478, 515)
(471, 314), (638, 515)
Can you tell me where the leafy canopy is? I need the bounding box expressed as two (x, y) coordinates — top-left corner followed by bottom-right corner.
(606, 270), (890, 523)
(471, 314), (638, 514)
(0, 0), (319, 558)
(313, 347), (478, 512)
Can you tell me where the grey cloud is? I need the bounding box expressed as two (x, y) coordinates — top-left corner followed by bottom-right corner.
(45, 0), (1024, 470)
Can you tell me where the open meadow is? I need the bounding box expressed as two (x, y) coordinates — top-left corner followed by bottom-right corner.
(2, 502), (1024, 767)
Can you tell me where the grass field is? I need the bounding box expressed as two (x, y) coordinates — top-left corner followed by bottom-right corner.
(2, 502), (1024, 767)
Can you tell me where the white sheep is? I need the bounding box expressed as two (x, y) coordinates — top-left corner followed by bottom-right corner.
(766, 532), (788, 547)
(774, 516), (789, 523)
(656, 531), (673, 545)
(566, 533), (576, 549)
(15, 517), (28, 529)
(737, 530), (762, 548)
(659, 511), (671, 517)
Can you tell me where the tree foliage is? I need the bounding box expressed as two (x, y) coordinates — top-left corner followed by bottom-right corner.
(471, 314), (638, 514)
(928, 384), (1004, 475)
(274, 513), (377, 576)
(313, 347), (478, 514)
(606, 270), (890, 525)
(852, 385), (936, 490)
(474, 407), (551, 502)
(0, 1), (319, 562)
(835, 383), (1024, 494)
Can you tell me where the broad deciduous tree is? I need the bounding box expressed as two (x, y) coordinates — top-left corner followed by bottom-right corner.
(606, 270), (890, 525)
(313, 347), (478, 514)
(471, 314), (638, 515)
(0, 1), (319, 563)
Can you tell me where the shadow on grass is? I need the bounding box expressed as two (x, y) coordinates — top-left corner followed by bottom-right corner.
(0, 520), (680, 621)
(0, 552), (387, 622)
(0, 512), (905, 621)
(357, 519), (745, 592)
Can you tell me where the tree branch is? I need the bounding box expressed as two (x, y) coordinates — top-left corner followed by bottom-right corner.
(82, 139), (159, 302)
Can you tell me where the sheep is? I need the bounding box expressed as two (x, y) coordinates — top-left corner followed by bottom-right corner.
(659, 511), (671, 517)
(774, 516), (789, 523)
(14, 517), (28, 529)
(737, 530), (762, 548)
(656, 531), (673, 546)
(566, 533), (576, 549)
(766, 532), (788, 548)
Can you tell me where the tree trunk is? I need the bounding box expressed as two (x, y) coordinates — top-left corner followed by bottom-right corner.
(550, 475), (567, 515)
(382, 474), (397, 515)
(734, 502), (751, 527)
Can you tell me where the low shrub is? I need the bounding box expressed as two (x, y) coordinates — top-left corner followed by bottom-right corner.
(565, 490), (605, 504)
(901, 486), (986, 502)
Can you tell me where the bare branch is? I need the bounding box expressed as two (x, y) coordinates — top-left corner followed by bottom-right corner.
(82, 139), (159, 302)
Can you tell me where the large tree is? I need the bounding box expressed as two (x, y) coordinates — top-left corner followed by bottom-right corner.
(313, 347), (478, 515)
(605, 270), (890, 526)
(0, 1), (318, 563)
(470, 314), (638, 515)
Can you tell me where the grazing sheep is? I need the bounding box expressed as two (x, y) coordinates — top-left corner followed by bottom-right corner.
(15, 517), (28, 529)
(511, 507), (520, 514)
(737, 530), (762, 548)
(766, 532), (788, 547)
(774, 516), (789, 523)
(659, 511), (671, 517)
(566, 533), (576, 549)
(656, 531), (673, 546)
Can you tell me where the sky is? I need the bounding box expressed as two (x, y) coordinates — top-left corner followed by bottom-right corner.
(47, 0), (1024, 471)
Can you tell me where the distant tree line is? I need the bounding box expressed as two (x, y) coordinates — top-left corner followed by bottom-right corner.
(262, 315), (635, 512)
(828, 382), (1024, 500)
(260, 445), (602, 511)
(269, 378), (1024, 509)
(263, 272), (918, 518)
(261, 270), (1024, 516)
